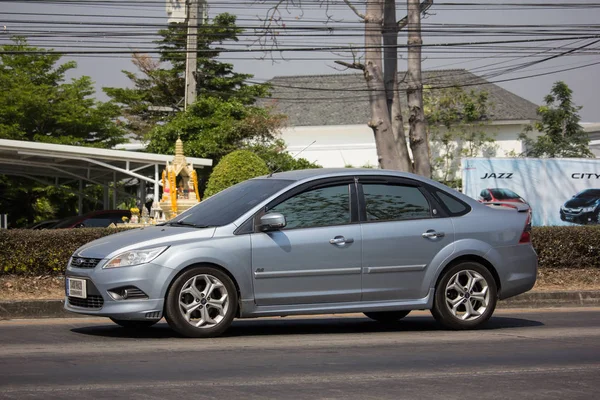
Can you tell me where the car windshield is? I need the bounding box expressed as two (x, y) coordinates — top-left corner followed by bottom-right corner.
(576, 189), (600, 198)
(167, 178), (292, 227)
(489, 189), (521, 200)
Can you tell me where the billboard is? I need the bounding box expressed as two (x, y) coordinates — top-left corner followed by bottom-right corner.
(462, 158), (600, 226)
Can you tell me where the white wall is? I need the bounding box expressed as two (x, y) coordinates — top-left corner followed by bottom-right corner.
(281, 122), (532, 170)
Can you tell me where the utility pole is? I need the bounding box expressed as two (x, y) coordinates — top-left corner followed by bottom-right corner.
(184, 0), (207, 109)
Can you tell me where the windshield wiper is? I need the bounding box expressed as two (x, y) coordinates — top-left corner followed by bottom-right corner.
(165, 221), (213, 228)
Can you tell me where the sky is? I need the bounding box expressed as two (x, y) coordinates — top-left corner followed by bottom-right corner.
(2, 0), (600, 121)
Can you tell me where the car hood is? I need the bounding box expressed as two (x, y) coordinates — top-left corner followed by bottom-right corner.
(564, 197), (599, 208)
(74, 225), (216, 259)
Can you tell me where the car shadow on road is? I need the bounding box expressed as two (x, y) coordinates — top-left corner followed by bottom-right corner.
(70, 315), (544, 339)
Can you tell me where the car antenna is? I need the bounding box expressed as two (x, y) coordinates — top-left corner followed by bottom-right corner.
(268, 140), (317, 178)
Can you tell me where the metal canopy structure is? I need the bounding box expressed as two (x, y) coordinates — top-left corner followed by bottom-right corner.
(0, 139), (212, 212)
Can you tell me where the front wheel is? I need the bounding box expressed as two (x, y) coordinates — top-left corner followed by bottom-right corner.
(110, 318), (159, 329)
(431, 262), (497, 330)
(364, 310), (410, 323)
(165, 266), (238, 338)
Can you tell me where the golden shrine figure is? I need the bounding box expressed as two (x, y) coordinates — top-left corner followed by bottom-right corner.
(159, 138), (201, 220)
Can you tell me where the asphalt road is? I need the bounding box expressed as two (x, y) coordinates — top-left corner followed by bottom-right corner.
(1, 308), (599, 399)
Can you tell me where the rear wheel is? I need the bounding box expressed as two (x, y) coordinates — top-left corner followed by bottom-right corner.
(165, 266), (238, 338)
(364, 310), (410, 323)
(109, 318), (158, 329)
(431, 262), (497, 330)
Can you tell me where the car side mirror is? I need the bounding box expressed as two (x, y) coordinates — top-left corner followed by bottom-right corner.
(259, 213), (287, 232)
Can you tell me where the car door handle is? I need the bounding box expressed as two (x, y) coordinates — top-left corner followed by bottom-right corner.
(422, 231), (445, 239)
(330, 236), (354, 245)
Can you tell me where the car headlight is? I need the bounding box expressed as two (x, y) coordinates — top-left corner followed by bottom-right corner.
(104, 246), (169, 269)
(582, 206), (596, 212)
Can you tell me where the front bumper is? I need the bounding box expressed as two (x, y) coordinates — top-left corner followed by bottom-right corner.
(560, 210), (595, 224)
(64, 261), (175, 320)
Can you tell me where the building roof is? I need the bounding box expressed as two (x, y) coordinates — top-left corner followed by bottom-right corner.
(0, 138), (212, 188)
(262, 69), (540, 127)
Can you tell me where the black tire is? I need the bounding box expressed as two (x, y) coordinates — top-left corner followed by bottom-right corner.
(164, 266), (238, 338)
(110, 318), (159, 329)
(431, 262), (497, 330)
(364, 310), (410, 323)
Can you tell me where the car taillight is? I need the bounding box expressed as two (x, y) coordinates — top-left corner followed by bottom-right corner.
(519, 212), (532, 244)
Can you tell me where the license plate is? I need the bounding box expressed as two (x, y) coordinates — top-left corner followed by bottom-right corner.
(66, 277), (87, 299)
(566, 216), (574, 221)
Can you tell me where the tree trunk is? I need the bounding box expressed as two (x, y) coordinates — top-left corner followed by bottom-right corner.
(406, 0), (431, 177)
(364, 0), (403, 170)
(383, 0), (412, 172)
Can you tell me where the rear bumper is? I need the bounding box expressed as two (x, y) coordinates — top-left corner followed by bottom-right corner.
(489, 244), (538, 300)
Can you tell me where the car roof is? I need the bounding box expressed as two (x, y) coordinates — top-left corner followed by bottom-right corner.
(264, 168), (418, 182)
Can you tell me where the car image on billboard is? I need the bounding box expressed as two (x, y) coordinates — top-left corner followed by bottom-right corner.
(560, 189), (600, 225)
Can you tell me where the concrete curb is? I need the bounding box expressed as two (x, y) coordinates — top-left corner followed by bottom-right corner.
(1, 291), (599, 320)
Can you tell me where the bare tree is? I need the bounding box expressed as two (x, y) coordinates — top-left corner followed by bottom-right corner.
(256, 1), (433, 175)
(406, 0), (431, 177)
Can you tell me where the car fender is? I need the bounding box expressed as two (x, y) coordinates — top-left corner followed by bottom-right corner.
(156, 235), (253, 301)
(425, 238), (494, 294)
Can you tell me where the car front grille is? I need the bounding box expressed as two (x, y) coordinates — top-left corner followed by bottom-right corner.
(70, 257), (102, 269)
(68, 295), (104, 309)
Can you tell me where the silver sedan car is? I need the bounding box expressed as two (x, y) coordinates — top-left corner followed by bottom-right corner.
(65, 169), (537, 337)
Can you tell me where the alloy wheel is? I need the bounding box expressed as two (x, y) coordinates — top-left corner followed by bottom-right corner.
(444, 269), (490, 321)
(178, 274), (229, 328)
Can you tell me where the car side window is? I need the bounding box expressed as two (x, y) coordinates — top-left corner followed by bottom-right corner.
(362, 184), (431, 221)
(268, 184), (351, 229)
(435, 190), (471, 216)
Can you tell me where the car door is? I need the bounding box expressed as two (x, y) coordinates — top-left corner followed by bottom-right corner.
(251, 179), (362, 306)
(358, 178), (455, 302)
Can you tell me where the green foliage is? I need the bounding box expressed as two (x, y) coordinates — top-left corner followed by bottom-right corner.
(519, 81), (592, 158)
(248, 139), (321, 172)
(0, 37), (127, 226)
(204, 150), (270, 197)
(146, 97), (284, 163)
(104, 14), (269, 138)
(425, 86), (497, 182)
(0, 228), (126, 275)
(0, 175), (108, 227)
(2, 226), (598, 276)
(0, 37), (125, 147)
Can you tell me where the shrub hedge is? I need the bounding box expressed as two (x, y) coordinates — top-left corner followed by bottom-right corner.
(204, 150), (270, 198)
(0, 228), (124, 275)
(0, 226), (598, 276)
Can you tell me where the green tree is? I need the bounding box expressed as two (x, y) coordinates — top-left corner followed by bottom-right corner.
(0, 37), (125, 146)
(0, 38), (127, 226)
(204, 150), (270, 197)
(104, 13), (268, 138)
(146, 96), (284, 162)
(425, 86), (496, 183)
(247, 139), (321, 172)
(519, 81), (592, 158)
